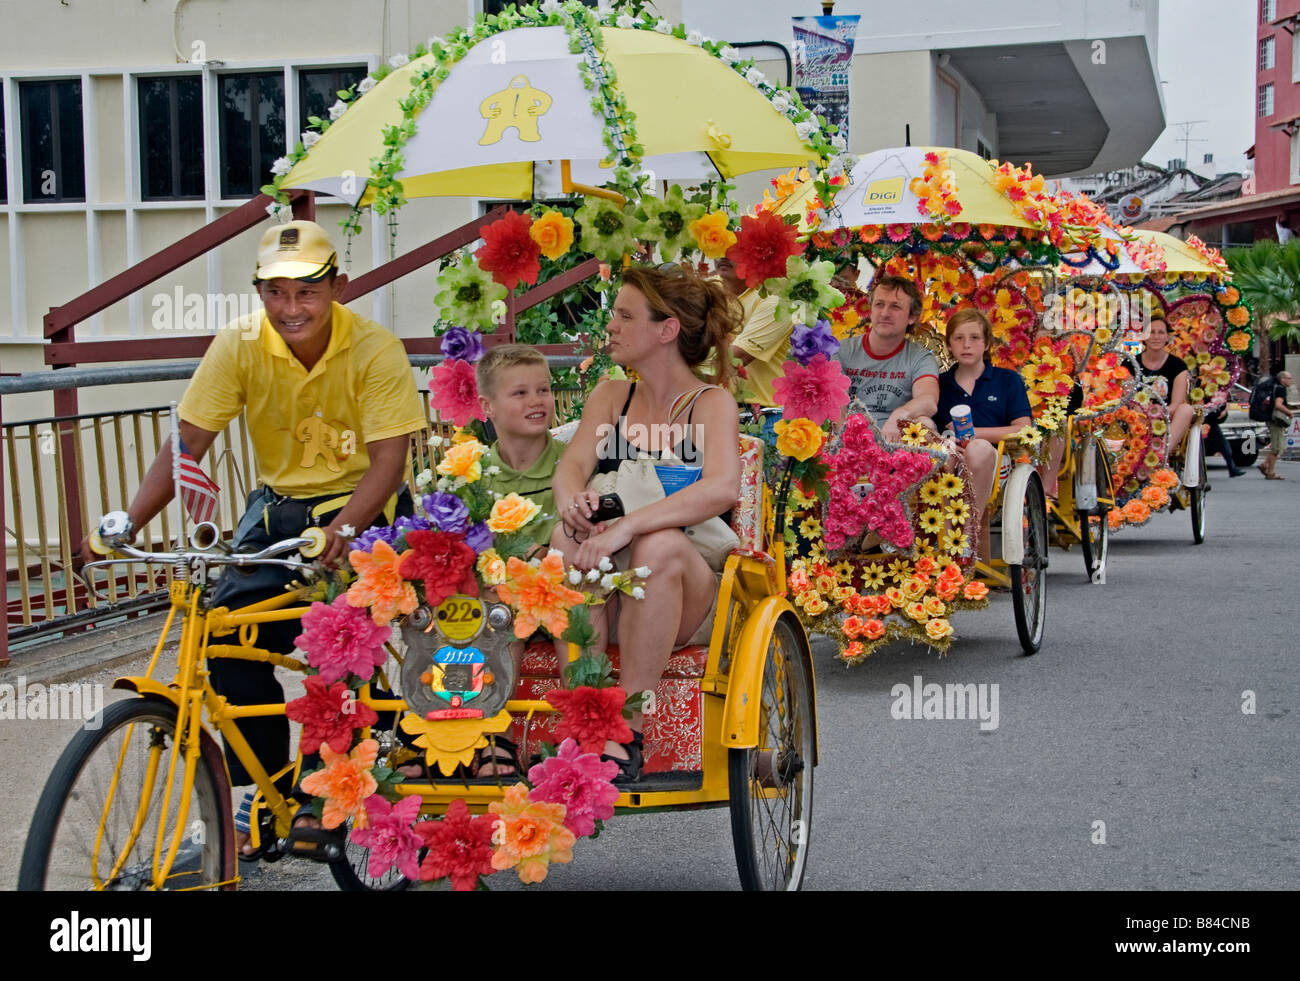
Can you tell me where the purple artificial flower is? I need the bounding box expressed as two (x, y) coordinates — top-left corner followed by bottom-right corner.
(422, 492), (470, 534)
(352, 524), (399, 553)
(789, 320), (840, 366)
(393, 514), (432, 536)
(439, 326), (486, 364)
(464, 521), (493, 554)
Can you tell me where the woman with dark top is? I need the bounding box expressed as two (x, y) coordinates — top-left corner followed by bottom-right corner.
(1135, 316), (1194, 455)
(548, 264), (741, 781)
(936, 309), (1033, 557)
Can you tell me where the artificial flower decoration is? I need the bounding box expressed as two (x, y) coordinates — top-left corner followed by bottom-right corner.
(398, 529), (479, 607)
(436, 438), (486, 482)
(438, 325), (485, 363)
(286, 674), (380, 755)
(300, 739), (380, 830)
(527, 738), (621, 838)
(423, 491), (471, 535)
(489, 782), (576, 884)
(495, 552), (587, 638)
(789, 320), (842, 366)
(415, 798), (497, 891)
(529, 209), (575, 260)
(475, 209), (542, 290)
(430, 358), (485, 428)
(545, 685), (633, 755)
(634, 184), (705, 260)
(771, 354), (851, 425)
(295, 594), (393, 684)
(574, 195), (639, 264)
(689, 210), (738, 258)
(774, 417), (826, 461)
(726, 210), (801, 288)
(434, 254), (508, 332)
(350, 794), (424, 881)
(487, 492), (543, 534)
(773, 256), (847, 325)
(348, 539), (419, 626)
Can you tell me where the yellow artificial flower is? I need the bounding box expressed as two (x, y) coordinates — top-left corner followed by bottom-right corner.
(861, 564), (888, 590)
(814, 573), (836, 595)
(487, 492), (542, 533)
(529, 210), (576, 260)
(924, 618), (954, 641)
(437, 439), (486, 482)
(918, 509), (944, 535)
(690, 211), (738, 259)
(775, 418), (826, 462)
(941, 528), (969, 556)
(886, 559), (911, 584)
(900, 422), (930, 447)
(476, 548), (508, 586)
(938, 473), (964, 498)
(834, 560), (854, 584)
(799, 516), (824, 539)
(945, 499), (970, 526)
(923, 595), (946, 618)
(919, 481), (945, 506)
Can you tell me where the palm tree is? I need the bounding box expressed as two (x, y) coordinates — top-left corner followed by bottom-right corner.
(1225, 238), (1300, 377)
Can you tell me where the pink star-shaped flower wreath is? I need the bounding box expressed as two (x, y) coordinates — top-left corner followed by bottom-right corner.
(821, 413), (937, 551)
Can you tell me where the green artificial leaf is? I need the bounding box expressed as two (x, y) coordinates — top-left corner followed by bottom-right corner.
(560, 605), (598, 656)
(537, 741), (558, 760)
(492, 530), (537, 561)
(562, 649), (614, 689)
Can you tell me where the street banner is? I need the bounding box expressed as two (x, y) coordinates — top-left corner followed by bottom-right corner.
(791, 14), (860, 141)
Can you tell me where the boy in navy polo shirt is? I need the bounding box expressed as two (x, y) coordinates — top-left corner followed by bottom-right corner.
(937, 309), (1033, 558)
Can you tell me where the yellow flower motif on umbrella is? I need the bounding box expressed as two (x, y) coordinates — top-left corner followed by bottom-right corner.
(489, 782), (576, 884)
(495, 552), (586, 639)
(348, 539), (419, 626)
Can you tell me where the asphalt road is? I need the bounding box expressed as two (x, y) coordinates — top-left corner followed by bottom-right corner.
(3, 455), (1296, 893)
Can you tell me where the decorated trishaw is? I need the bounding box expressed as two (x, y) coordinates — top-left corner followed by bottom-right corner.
(22, 2), (865, 893)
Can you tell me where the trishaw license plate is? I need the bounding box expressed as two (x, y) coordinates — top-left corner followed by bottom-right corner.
(435, 595), (484, 642)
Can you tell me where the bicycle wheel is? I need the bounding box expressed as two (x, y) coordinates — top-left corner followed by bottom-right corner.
(1010, 474), (1048, 655)
(328, 825), (415, 892)
(1078, 442), (1111, 582)
(1190, 440), (1207, 545)
(19, 697), (233, 891)
(729, 614), (814, 891)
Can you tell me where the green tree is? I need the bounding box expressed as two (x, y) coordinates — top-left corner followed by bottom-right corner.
(1225, 238), (1300, 376)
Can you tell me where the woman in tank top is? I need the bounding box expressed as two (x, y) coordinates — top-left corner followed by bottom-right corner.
(549, 263), (742, 782)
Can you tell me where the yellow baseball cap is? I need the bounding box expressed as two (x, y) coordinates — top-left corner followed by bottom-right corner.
(254, 220), (337, 282)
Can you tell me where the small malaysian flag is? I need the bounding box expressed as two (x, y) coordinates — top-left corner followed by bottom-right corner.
(169, 404), (220, 526)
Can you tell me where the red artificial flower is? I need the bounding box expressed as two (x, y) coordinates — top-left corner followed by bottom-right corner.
(475, 210), (541, 290)
(398, 529), (478, 607)
(286, 674), (379, 755)
(415, 798), (497, 891)
(545, 685), (633, 756)
(724, 210), (801, 288)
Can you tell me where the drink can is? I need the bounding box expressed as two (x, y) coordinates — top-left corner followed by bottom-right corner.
(950, 404), (975, 441)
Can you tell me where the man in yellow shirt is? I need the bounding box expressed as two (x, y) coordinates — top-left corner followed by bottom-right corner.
(81, 220), (426, 852)
(715, 258), (793, 409)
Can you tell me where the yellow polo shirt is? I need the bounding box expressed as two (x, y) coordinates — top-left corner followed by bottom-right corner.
(733, 291), (793, 407)
(179, 303), (427, 497)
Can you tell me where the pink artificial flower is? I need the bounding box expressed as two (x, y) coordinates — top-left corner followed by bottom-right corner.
(295, 594), (392, 684)
(527, 738), (621, 838)
(350, 794), (424, 881)
(821, 414), (935, 550)
(771, 354), (851, 426)
(430, 358), (484, 428)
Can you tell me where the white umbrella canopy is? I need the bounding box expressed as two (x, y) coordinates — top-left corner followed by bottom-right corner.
(283, 25), (820, 206)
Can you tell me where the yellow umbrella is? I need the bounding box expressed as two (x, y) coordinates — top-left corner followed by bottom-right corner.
(283, 26), (818, 205)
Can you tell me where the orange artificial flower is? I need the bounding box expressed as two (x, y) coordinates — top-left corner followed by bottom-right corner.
(1122, 500), (1151, 523)
(299, 738), (379, 830)
(489, 782), (575, 884)
(1107, 510), (1124, 530)
(934, 579), (960, 602)
(347, 539), (419, 626)
(774, 417), (826, 462)
(1226, 306), (1249, 327)
(905, 601), (928, 623)
(925, 618), (954, 641)
(844, 641), (867, 661)
(528, 210), (575, 260)
(842, 616), (865, 640)
(437, 439), (486, 482)
(495, 552), (587, 639)
(1150, 469), (1179, 490)
(1141, 486), (1170, 510)
(962, 580), (989, 601)
(913, 556), (938, 577)
(884, 587), (906, 609)
(689, 211), (738, 259)
(1226, 330), (1250, 352)
(487, 492), (542, 534)
(862, 619), (886, 640)
(923, 595), (946, 618)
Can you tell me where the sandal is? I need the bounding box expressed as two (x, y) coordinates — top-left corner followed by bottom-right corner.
(234, 791), (263, 862)
(473, 735), (521, 778)
(601, 730), (644, 784)
(285, 805), (346, 862)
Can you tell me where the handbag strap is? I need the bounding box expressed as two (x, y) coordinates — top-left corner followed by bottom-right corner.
(668, 385), (721, 425)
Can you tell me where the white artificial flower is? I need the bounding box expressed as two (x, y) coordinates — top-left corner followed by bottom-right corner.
(486, 465), (502, 476)
(389, 53), (410, 69)
(568, 569), (583, 585)
(831, 132), (847, 152)
(358, 76), (377, 94)
(266, 201), (289, 219)
(270, 156), (293, 177)
(598, 556), (613, 572)
(586, 569), (600, 582)
(427, 35), (444, 50)
(744, 66), (765, 86)
(687, 30), (705, 46)
(795, 120), (816, 141)
(654, 19), (672, 34)
(339, 524), (356, 538)
(617, 13), (636, 29)
(301, 130), (321, 149)
(770, 92), (792, 114)
(539, 0), (561, 14)
(600, 573), (616, 591)
(634, 565), (652, 578)
(825, 156), (845, 179)
(720, 46), (740, 63)
(632, 586), (645, 600)
(328, 100), (348, 121)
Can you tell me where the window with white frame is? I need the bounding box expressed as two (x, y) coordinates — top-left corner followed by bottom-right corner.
(1263, 0), (1276, 23)
(0, 86), (7, 205)
(219, 71), (286, 199)
(1261, 35), (1276, 71)
(297, 65), (367, 135)
(138, 74), (205, 200)
(19, 78), (85, 203)
(1260, 82), (1275, 117)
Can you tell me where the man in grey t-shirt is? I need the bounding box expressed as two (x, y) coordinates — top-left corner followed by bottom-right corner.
(836, 274), (939, 440)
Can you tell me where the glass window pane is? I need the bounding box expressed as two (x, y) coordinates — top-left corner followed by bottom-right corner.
(1, 86), (7, 204)
(297, 65), (366, 135)
(139, 74), (204, 200)
(20, 80), (84, 203)
(176, 75), (204, 197)
(138, 78), (173, 198)
(220, 72), (285, 198)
